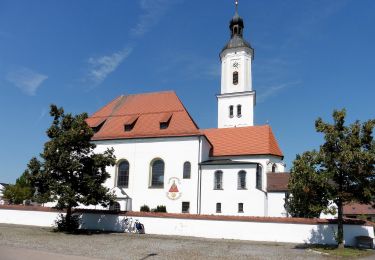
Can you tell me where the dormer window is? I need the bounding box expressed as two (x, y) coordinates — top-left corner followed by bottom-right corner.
(160, 122), (169, 129)
(233, 71), (238, 85)
(91, 119), (106, 133)
(160, 113), (172, 130)
(124, 116), (138, 132)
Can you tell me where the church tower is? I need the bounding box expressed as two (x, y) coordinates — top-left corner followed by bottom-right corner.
(218, 1), (255, 128)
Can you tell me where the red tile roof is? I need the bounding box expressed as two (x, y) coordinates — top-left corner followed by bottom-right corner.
(87, 91), (201, 140)
(87, 92), (284, 158)
(344, 203), (375, 216)
(203, 125), (283, 157)
(267, 173), (290, 192)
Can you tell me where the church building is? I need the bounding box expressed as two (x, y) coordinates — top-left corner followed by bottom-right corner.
(87, 3), (289, 217)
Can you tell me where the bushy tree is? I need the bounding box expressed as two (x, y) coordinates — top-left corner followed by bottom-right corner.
(29, 105), (116, 232)
(286, 151), (333, 218)
(3, 171), (34, 204)
(286, 109), (375, 248)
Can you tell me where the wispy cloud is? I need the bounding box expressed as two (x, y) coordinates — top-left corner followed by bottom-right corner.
(86, 47), (133, 85)
(131, 0), (183, 37)
(35, 108), (48, 125)
(257, 81), (301, 103)
(156, 51), (219, 82)
(6, 67), (48, 96)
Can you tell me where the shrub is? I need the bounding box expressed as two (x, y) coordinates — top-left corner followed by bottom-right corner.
(54, 213), (80, 233)
(151, 205), (167, 213)
(140, 205), (150, 212)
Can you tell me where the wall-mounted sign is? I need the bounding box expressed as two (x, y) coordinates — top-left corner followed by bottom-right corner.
(166, 177), (181, 200)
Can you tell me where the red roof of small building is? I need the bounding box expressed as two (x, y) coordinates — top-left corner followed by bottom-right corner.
(203, 125), (283, 157)
(87, 91), (201, 140)
(344, 203), (375, 216)
(267, 173), (290, 192)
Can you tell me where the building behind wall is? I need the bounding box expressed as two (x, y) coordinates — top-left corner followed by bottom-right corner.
(0, 183), (9, 204)
(86, 3), (289, 217)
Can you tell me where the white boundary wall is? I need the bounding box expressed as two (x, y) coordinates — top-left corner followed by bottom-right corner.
(0, 209), (60, 227)
(0, 209), (373, 246)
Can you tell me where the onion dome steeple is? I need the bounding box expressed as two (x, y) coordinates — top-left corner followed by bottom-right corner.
(221, 1), (253, 57)
(230, 1), (244, 37)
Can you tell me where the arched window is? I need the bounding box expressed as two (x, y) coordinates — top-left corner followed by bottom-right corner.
(117, 160), (129, 187)
(229, 105), (234, 118)
(272, 163), (277, 173)
(237, 105), (242, 117)
(110, 202), (121, 212)
(237, 170), (246, 189)
(150, 159), (164, 188)
(233, 71), (238, 85)
(183, 161), (191, 179)
(214, 170), (223, 190)
(256, 165), (262, 190)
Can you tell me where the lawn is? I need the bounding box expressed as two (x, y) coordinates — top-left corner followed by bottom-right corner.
(309, 245), (374, 258)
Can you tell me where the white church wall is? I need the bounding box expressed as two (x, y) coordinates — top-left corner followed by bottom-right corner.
(200, 164), (266, 216)
(200, 136), (211, 162)
(211, 155), (284, 191)
(93, 136), (203, 214)
(268, 192), (288, 217)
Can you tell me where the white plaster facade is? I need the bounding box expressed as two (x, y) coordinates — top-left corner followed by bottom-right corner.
(220, 50), (253, 94)
(91, 132), (287, 217)
(200, 164), (265, 216)
(218, 49), (255, 128)
(268, 192), (288, 217)
(0, 184), (5, 199)
(93, 136), (211, 214)
(217, 91), (255, 128)
(0, 183), (8, 204)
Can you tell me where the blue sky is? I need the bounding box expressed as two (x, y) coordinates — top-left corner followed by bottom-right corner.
(1, 0), (375, 183)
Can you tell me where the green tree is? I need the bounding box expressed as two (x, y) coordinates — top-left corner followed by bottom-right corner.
(3, 171), (34, 204)
(286, 151), (333, 218)
(286, 109), (375, 248)
(29, 105), (116, 232)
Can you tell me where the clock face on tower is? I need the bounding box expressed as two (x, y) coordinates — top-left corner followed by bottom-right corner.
(232, 61), (240, 69)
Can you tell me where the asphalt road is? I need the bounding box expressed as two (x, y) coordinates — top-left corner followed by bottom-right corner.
(0, 223), (371, 260)
(0, 246), (96, 260)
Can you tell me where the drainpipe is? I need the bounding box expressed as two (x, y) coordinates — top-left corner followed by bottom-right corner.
(197, 136), (202, 214)
(199, 164), (202, 215)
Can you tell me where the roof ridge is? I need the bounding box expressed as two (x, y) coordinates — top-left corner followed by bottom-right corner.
(266, 125), (284, 159)
(88, 109), (185, 119)
(202, 125), (269, 131)
(267, 125), (272, 154)
(121, 90), (175, 97)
